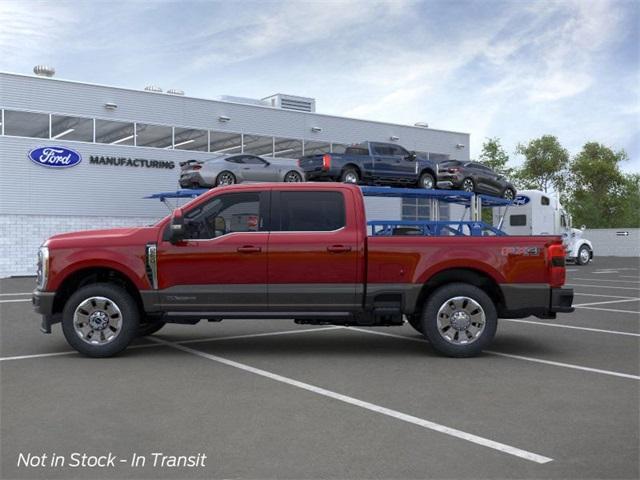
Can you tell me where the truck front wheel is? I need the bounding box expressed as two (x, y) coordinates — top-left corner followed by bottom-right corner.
(421, 283), (497, 357)
(576, 245), (591, 265)
(61, 283), (140, 357)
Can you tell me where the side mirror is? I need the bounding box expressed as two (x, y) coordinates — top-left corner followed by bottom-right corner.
(581, 225), (586, 231)
(169, 208), (186, 244)
(407, 151), (417, 161)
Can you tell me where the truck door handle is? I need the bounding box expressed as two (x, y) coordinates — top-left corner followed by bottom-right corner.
(237, 245), (262, 253)
(327, 245), (352, 253)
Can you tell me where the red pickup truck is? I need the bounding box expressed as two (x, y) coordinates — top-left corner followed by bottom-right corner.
(33, 183), (573, 358)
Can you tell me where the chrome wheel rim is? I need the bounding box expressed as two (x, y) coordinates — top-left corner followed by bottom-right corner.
(579, 247), (590, 263)
(504, 189), (514, 200)
(462, 179), (474, 192)
(73, 296), (123, 345)
(343, 172), (358, 184)
(421, 175), (434, 189)
(217, 172), (235, 186)
(436, 296), (486, 345)
(284, 171), (302, 182)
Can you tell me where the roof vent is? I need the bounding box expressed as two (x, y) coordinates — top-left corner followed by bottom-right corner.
(262, 94), (316, 113)
(167, 89), (184, 96)
(144, 85), (163, 93)
(33, 65), (55, 77)
(414, 122), (429, 128)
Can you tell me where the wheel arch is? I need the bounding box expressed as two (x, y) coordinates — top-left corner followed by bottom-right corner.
(52, 266), (144, 316)
(342, 163), (362, 176)
(413, 267), (504, 316)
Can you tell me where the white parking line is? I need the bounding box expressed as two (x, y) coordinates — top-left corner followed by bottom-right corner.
(573, 298), (640, 307)
(0, 292), (32, 296)
(148, 336), (553, 464)
(567, 283), (640, 291)
(573, 278), (640, 284)
(0, 326), (339, 362)
(344, 327), (640, 381)
(0, 299), (31, 304)
(574, 306), (640, 315)
(501, 319), (640, 337)
(573, 292), (638, 299)
(593, 271), (619, 274)
(620, 275), (640, 279)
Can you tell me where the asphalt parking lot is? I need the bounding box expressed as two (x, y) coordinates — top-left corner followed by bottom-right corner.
(1, 256), (638, 479)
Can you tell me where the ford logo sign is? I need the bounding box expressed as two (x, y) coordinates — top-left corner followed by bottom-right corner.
(513, 195), (530, 206)
(28, 146), (82, 168)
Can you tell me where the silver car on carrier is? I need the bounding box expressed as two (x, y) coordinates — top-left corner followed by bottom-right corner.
(179, 154), (305, 188)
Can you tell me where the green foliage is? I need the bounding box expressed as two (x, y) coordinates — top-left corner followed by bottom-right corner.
(515, 135), (569, 193)
(479, 137), (513, 177)
(565, 143), (638, 228)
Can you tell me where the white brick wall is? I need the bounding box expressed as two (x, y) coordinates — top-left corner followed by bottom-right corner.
(0, 214), (160, 278)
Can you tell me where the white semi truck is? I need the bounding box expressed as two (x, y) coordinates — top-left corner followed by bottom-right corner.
(493, 190), (594, 265)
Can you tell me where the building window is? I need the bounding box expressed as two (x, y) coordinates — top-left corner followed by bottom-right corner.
(273, 137), (303, 159)
(135, 123), (173, 148)
(402, 198), (430, 220)
(3, 110), (49, 138)
(173, 127), (208, 151)
(51, 114), (93, 142)
(243, 134), (274, 156)
(95, 119), (135, 145)
(210, 131), (243, 154)
(303, 140), (331, 156)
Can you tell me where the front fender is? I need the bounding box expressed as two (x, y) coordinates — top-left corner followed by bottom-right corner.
(48, 248), (149, 291)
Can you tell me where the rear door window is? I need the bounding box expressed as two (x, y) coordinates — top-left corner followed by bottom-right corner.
(277, 191), (345, 231)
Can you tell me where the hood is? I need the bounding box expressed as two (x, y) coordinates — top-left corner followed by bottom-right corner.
(45, 226), (160, 249)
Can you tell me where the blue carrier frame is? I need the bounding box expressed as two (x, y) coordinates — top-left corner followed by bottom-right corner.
(146, 186), (512, 237)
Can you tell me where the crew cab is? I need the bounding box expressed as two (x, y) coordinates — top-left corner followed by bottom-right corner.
(33, 183), (574, 358)
(299, 142), (438, 189)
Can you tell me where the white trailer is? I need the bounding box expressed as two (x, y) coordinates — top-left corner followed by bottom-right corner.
(493, 190), (594, 265)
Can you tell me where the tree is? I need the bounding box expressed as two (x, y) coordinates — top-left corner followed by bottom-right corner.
(565, 142), (638, 228)
(515, 135), (569, 193)
(479, 137), (513, 176)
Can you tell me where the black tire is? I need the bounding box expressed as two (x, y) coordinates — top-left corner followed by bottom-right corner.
(215, 171), (236, 187)
(421, 283), (497, 357)
(406, 315), (423, 334)
(418, 172), (435, 190)
(341, 167), (360, 184)
(283, 171), (303, 182)
(503, 188), (516, 201)
(61, 283), (140, 358)
(461, 178), (475, 192)
(138, 320), (166, 337)
(576, 245), (591, 265)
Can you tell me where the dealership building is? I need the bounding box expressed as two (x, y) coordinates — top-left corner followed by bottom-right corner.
(0, 69), (470, 277)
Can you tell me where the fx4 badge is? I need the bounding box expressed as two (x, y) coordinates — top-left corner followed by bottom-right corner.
(501, 246), (541, 256)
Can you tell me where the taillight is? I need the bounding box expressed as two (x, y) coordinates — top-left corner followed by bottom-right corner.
(297, 159), (301, 167)
(548, 243), (566, 287)
(448, 167), (460, 173)
(322, 154), (332, 171)
(192, 165), (202, 170)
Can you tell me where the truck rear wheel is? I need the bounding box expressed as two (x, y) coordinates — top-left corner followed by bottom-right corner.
(341, 167), (360, 184)
(61, 283), (140, 357)
(421, 283), (497, 357)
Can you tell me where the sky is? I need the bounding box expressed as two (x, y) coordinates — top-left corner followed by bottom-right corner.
(1, 0), (638, 172)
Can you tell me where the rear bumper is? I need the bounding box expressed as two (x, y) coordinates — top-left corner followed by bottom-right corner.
(32, 289), (59, 333)
(499, 284), (574, 319)
(179, 172), (210, 188)
(303, 169), (339, 181)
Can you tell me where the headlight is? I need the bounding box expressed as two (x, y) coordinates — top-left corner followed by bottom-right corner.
(36, 246), (49, 290)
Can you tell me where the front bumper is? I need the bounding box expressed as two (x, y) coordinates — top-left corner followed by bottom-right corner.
(32, 289), (59, 333)
(499, 284), (574, 319)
